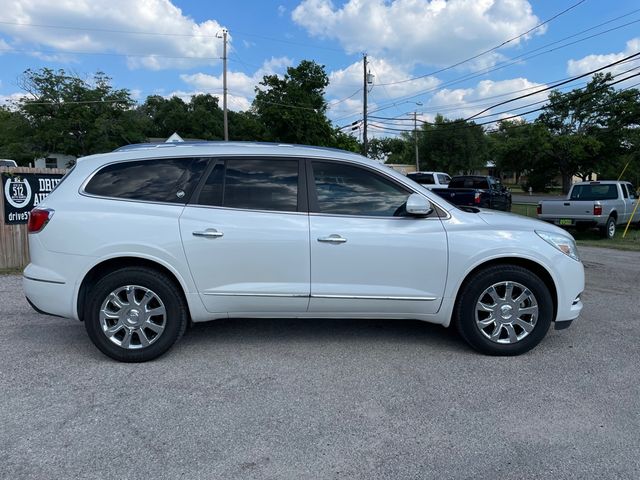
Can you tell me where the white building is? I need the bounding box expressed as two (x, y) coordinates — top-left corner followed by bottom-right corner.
(34, 154), (76, 169)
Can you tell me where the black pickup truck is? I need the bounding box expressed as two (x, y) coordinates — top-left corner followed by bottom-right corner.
(431, 175), (512, 211)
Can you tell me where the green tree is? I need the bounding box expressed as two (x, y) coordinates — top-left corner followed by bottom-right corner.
(489, 120), (552, 185)
(419, 114), (487, 173)
(537, 73), (624, 192)
(16, 68), (144, 159)
(366, 136), (411, 164)
(0, 107), (33, 164)
(253, 60), (334, 146)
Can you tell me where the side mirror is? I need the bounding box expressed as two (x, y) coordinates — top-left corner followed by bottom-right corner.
(406, 193), (433, 216)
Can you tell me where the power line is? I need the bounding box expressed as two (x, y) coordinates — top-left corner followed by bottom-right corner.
(376, 0), (589, 87)
(465, 51), (640, 120)
(0, 19), (347, 53)
(334, 10), (640, 121)
(0, 47), (222, 61)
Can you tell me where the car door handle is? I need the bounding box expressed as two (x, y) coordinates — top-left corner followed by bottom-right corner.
(192, 229), (224, 239)
(317, 234), (347, 244)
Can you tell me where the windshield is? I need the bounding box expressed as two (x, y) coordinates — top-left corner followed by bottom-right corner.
(570, 184), (618, 201)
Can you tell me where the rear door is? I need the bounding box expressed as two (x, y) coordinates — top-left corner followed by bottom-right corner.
(179, 157), (310, 314)
(306, 160), (448, 316)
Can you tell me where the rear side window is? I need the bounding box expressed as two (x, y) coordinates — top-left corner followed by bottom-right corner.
(437, 174), (450, 185)
(84, 157), (207, 203)
(196, 158), (299, 212)
(622, 184), (629, 199)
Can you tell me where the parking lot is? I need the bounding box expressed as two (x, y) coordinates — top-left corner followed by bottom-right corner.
(1, 246), (639, 479)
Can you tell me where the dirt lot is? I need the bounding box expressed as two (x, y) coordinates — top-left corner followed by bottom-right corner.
(1, 246), (639, 479)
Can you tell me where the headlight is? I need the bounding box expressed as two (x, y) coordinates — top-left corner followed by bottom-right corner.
(536, 230), (581, 262)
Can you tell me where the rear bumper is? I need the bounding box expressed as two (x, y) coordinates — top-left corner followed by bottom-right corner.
(538, 217), (606, 227)
(23, 273), (76, 319)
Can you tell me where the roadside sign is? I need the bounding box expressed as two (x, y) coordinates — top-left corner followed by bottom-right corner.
(2, 173), (65, 224)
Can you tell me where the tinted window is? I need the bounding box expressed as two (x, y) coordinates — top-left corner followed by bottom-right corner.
(622, 184), (629, 199)
(407, 173), (435, 185)
(85, 157), (208, 203)
(449, 177), (489, 189)
(570, 184), (618, 201)
(312, 161), (411, 216)
(197, 158), (298, 212)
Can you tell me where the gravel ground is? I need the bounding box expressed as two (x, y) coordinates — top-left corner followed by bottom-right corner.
(1, 246), (639, 479)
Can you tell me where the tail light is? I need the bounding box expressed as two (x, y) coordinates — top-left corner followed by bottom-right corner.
(474, 192), (481, 204)
(28, 208), (54, 233)
(537, 204), (542, 215)
(593, 204), (602, 216)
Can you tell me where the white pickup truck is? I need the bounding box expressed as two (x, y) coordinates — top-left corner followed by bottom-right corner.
(406, 171), (451, 189)
(537, 181), (640, 239)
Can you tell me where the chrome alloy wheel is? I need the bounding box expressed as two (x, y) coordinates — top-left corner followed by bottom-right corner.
(99, 285), (167, 349)
(475, 281), (539, 344)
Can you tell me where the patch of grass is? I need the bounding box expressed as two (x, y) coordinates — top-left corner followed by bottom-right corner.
(0, 267), (23, 275)
(511, 203), (538, 218)
(511, 202), (640, 251)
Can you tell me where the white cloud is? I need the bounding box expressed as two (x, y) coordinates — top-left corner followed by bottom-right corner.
(176, 57), (293, 111)
(292, 0), (542, 68)
(326, 57), (441, 122)
(0, 38), (11, 53)
(567, 38), (640, 77)
(0, 0), (227, 70)
(0, 91), (31, 107)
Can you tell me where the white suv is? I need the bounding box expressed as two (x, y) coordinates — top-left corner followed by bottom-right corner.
(23, 142), (584, 361)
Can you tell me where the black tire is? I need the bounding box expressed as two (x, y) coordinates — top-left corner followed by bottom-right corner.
(84, 267), (188, 362)
(599, 216), (616, 239)
(454, 265), (553, 356)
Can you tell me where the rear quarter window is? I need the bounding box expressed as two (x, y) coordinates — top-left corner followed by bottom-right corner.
(84, 157), (208, 204)
(570, 184), (618, 201)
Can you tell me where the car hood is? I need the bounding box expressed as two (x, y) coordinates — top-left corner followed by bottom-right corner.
(476, 209), (573, 237)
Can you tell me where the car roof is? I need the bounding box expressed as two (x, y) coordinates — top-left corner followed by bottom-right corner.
(76, 141), (408, 181)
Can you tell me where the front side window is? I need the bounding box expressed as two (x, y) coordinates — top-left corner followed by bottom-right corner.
(84, 157), (208, 203)
(311, 161), (411, 217)
(628, 184), (637, 200)
(196, 158), (299, 212)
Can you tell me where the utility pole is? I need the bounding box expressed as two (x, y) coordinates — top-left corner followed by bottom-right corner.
(222, 29), (229, 141)
(362, 54), (368, 157)
(414, 111), (419, 172)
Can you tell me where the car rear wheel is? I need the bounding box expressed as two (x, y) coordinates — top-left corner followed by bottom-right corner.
(599, 216), (616, 239)
(454, 265), (553, 355)
(84, 267), (188, 362)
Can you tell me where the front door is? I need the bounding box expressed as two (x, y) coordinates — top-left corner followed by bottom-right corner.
(306, 160), (448, 315)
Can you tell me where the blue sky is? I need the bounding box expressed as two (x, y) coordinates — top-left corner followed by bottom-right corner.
(0, 0), (639, 137)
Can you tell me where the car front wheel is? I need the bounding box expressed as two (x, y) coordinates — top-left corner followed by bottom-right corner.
(84, 267), (188, 362)
(454, 265), (553, 355)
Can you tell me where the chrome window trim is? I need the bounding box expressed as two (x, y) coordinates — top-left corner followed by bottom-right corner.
(186, 204), (306, 216)
(77, 152), (450, 218)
